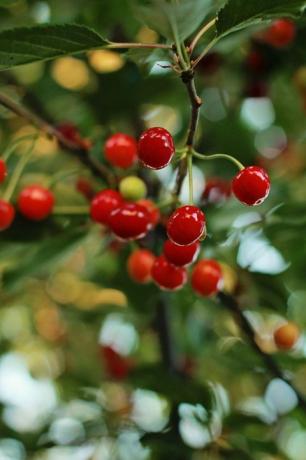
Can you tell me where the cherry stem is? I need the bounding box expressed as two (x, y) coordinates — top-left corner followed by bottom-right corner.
(3, 135), (38, 202)
(187, 150), (194, 204)
(189, 18), (216, 54)
(48, 168), (83, 187)
(2, 134), (37, 162)
(192, 150), (244, 171)
(218, 292), (306, 413)
(53, 206), (89, 215)
(0, 92), (115, 186)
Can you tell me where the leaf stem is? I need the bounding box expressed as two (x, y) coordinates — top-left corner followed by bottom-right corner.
(3, 135), (37, 201)
(192, 150), (244, 171)
(107, 42), (172, 50)
(189, 18), (216, 54)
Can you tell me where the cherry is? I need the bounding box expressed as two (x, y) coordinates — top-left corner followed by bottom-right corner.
(263, 19), (296, 48)
(90, 189), (123, 225)
(138, 127), (175, 169)
(202, 178), (231, 204)
(0, 199), (15, 231)
(105, 133), (137, 169)
(191, 259), (223, 296)
(197, 52), (222, 75)
(100, 345), (132, 380)
(76, 177), (95, 200)
(127, 249), (155, 283)
(245, 80), (268, 98)
(109, 202), (151, 240)
(151, 255), (187, 291)
(119, 176), (147, 201)
(137, 199), (160, 227)
(246, 49), (266, 74)
(232, 166), (270, 206)
(163, 239), (199, 267)
(167, 205), (206, 246)
(274, 322), (300, 350)
(18, 185), (54, 221)
(0, 159), (7, 183)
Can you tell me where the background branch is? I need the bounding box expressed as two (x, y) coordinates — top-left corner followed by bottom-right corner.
(218, 291), (306, 412)
(0, 92), (115, 186)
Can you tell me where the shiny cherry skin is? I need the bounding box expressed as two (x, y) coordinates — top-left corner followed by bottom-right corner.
(274, 322), (300, 350)
(191, 259), (223, 297)
(203, 178), (231, 204)
(167, 205), (206, 246)
(163, 240), (200, 267)
(137, 199), (160, 227)
(0, 199), (15, 231)
(105, 133), (137, 169)
(100, 345), (131, 380)
(232, 166), (270, 206)
(18, 185), (54, 221)
(151, 255), (187, 291)
(0, 159), (7, 183)
(90, 189), (123, 225)
(138, 127), (175, 169)
(127, 249), (156, 283)
(264, 19), (296, 48)
(109, 203), (150, 241)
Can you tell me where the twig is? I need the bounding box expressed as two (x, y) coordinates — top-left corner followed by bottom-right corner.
(0, 92), (115, 186)
(174, 70), (202, 197)
(217, 291), (306, 412)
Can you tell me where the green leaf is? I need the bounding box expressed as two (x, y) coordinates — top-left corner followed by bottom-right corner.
(216, 0), (306, 37)
(2, 228), (86, 291)
(0, 24), (108, 71)
(0, 0), (18, 6)
(134, 0), (213, 41)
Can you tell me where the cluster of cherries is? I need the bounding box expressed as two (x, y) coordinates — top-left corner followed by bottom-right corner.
(0, 125), (271, 297)
(89, 127), (270, 295)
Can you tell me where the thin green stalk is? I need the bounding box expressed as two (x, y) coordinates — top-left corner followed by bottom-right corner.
(187, 151), (193, 204)
(48, 168), (82, 187)
(2, 134), (37, 162)
(53, 206), (89, 215)
(3, 136), (37, 201)
(192, 150), (244, 171)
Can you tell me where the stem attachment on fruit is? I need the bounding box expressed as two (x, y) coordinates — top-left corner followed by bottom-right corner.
(192, 150), (244, 171)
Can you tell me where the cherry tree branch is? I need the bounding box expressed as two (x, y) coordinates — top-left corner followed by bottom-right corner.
(0, 92), (115, 186)
(217, 292), (306, 412)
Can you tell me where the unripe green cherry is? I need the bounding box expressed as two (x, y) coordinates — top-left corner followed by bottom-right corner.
(119, 176), (147, 201)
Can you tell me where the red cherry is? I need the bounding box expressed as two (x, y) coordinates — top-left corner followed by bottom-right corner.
(90, 189), (123, 225)
(203, 178), (231, 204)
(18, 185), (54, 221)
(246, 50), (266, 74)
(197, 52), (222, 75)
(100, 345), (131, 380)
(191, 259), (223, 296)
(137, 199), (160, 227)
(167, 205), (206, 246)
(245, 80), (268, 98)
(163, 240), (200, 267)
(138, 127), (175, 169)
(151, 255), (187, 291)
(105, 133), (137, 169)
(109, 203), (151, 241)
(263, 19), (296, 48)
(0, 159), (7, 183)
(76, 178), (95, 200)
(127, 249), (155, 283)
(232, 166), (270, 206)
(0, 199), (15, 231)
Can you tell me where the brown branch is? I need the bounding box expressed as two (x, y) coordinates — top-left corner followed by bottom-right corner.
(0, 92), (115, 186)
(217, 291), (306, 412)
(174, 70), (202, 197)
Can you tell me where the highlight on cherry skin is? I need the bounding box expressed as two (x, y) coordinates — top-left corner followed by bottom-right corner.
(0, 158), (7, 183)
(232, 166), (271, 206)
